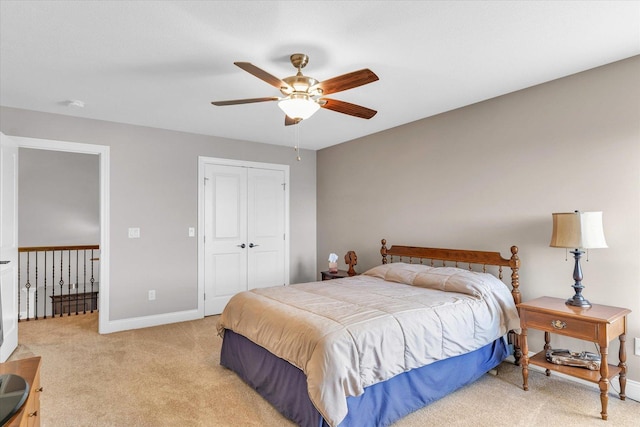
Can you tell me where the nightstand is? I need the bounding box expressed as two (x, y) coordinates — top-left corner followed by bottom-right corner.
(321, 270), (350, 281)
(518, 296), (630, 420)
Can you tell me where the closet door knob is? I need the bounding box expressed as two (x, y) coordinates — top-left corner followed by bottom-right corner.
(237, 243), (246, 249)
(249, 243), (259, 248)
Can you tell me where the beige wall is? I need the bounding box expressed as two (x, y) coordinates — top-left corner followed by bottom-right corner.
(317, 56), (640, 381)
(0, 108), (317, 320)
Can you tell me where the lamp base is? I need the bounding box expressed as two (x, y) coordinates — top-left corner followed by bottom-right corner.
(564, 249), (592, 308)
(566, 295), (592, 308)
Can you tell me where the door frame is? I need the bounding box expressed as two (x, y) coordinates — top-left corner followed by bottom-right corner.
(10, 136), (111, 334)
(1, 132), (19, 361)
(197, 157), (290, 316)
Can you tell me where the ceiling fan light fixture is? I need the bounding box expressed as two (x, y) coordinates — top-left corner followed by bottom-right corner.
(278, 94), (320, 120)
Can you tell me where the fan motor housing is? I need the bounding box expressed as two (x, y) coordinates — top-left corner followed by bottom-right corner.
(281, 75), (319, 96)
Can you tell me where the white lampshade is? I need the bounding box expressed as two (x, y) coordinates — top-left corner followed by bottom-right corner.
(278, 94), (320, 120)
(550, 211), (608, 249)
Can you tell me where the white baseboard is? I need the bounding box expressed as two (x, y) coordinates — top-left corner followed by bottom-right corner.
(505, 354), (640, 402)
(626, 377), (640, 402)
(99, 308), (202, 334)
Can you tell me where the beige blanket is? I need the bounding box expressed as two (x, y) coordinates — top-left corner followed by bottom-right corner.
(217, 263), (521, 427)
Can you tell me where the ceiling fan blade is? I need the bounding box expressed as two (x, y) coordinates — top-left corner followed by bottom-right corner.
(285, 115), (302, 126)
(312, 69), (379, 96)
(211, 97), (279, 106)
(234, 62), (292, 91)
(320, 98), (377, 119)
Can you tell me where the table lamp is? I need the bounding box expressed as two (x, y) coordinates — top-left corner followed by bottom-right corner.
(549, 211), (607, 308)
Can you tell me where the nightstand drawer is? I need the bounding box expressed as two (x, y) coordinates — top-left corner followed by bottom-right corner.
(523, 311), (598, 341)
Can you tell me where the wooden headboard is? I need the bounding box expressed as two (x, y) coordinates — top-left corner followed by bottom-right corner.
(380, 238), (521, 305)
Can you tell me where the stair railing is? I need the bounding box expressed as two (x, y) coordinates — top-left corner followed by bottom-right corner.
(18, 245), (100, 320)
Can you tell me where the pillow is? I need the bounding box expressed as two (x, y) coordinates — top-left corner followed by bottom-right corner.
(361, 263), (393, 279)
(413, 267), (504, 298)
(363, 262), (433, 284)
(364, 263), (509, 299)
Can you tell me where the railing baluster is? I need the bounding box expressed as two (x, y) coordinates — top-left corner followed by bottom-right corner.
(59, 250), (64, 317)
(73, 250), (78, 315)
(51, 250), (56, 317)
(67, 249), (71, 316)
(25, 252), (31, 321)
(82, 250), (87, 314)
(90, 249), (96, 313)
(43, 251), (48, 319)
(34, 252), (39, 320)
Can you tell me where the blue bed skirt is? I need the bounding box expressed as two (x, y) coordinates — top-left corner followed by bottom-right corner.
(220, 329), (509, 427)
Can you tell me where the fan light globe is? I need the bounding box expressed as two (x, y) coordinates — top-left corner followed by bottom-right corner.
(278, 94), (320, 120)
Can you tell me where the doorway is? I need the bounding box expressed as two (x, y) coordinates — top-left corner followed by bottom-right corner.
(10, 136), (111, 334)
(198, 157), (290, 316)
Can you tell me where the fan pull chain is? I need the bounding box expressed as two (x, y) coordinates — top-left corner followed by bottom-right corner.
(294, 123), (302, 161)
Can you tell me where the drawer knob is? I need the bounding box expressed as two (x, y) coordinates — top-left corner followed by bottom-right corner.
(36, 386), (43, 392)
(551, 320), (567, 329)
(28, 410), (38, 417)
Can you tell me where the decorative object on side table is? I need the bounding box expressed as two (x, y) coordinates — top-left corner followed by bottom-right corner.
(344, 251), (357, 276)
(328, 253), (338, 273)
(549, 211), (607, 308)
(545, 349), (601, 371)
(0, 374), (29, 425)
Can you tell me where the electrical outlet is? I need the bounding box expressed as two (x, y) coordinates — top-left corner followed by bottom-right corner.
(635, 337), (640, 356)
(148, 290), (156, 301)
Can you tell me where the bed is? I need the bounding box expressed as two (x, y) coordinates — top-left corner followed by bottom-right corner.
(217, 239), (522, 427)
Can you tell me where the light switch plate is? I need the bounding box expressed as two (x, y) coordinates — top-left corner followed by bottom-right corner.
(128, 227), (140, 238)
(188, 227), (195, 237)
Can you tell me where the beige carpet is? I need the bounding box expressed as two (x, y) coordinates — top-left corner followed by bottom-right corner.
(7, 313), (640, 426)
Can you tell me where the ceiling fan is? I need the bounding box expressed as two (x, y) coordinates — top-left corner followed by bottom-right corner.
(211, 53), (379, 125)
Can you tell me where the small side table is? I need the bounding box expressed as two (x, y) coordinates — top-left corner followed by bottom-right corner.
(321, 270), (351, 281)
(0, 356), (43, 427)
(518, 296), (630, 420)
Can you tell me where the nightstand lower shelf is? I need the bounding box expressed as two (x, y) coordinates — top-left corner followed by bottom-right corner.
(529, 351), (622, 383)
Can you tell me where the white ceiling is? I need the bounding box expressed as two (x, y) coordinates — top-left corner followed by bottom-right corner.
(1, 1), (639, 151)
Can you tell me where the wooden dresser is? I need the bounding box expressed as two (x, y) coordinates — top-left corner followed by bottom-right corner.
(0, 356), (42, 427)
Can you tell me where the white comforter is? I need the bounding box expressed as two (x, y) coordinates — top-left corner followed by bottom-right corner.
(217, 263), (521, 427)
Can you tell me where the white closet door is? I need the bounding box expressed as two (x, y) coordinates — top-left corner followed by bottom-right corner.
(247, 168), (285, 290)
(203, 162), (287, 315)
(204, 164), (248, 316)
